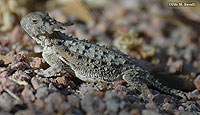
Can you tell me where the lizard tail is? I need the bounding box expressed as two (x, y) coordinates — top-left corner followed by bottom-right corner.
(144, 72), (188, 99)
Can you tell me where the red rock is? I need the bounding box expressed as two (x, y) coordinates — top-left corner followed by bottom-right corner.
(30, 57), (46, 69)
(22, 85), (35, 101)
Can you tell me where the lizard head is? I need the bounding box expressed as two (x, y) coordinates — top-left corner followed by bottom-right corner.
(20, 12), (73, 44)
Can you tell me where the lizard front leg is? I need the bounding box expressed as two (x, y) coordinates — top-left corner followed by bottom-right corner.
(35, 47), (65, 77)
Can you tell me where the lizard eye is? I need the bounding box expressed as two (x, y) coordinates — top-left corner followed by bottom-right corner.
(32, 19), (38, 24)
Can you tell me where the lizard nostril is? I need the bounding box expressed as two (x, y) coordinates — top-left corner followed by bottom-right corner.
(57, 41), (63, 45)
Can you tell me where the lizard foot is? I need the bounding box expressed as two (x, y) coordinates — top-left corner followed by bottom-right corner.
(34, 69), (58, 77)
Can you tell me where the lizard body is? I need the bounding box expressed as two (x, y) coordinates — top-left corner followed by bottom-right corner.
(20, 12), (188, 99)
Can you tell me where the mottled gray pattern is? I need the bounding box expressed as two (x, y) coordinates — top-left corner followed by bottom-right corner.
(20, 12), (189, 99)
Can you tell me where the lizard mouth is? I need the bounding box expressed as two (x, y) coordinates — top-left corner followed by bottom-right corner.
(20, 17), (27, 32)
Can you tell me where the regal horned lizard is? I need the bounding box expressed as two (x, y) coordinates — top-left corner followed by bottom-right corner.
(20, 12), (189, 99)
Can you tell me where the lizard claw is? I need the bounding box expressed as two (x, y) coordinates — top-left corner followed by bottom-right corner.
(185, 92), (199, 100)
(34, 69), (52, 77)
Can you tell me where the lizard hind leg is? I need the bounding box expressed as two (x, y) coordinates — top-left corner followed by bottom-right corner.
(122, 70), (154, 101)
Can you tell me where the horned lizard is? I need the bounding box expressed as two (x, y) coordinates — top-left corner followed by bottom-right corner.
(20, 12), (189, 99)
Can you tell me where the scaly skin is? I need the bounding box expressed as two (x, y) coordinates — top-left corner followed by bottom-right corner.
(20, 12), (189, 99)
